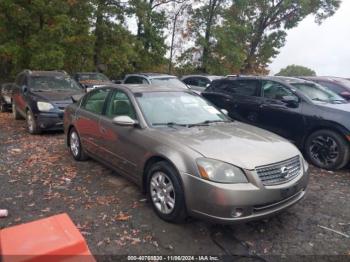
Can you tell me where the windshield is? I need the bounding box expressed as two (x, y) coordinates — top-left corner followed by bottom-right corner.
(136, 91), (229, 126)
(30, 76), (81, 91)
(78, 73), (109, 81)
(150, 77), (188, 89)
(291, 82), (346, 103)
(335, 78), (350, 89)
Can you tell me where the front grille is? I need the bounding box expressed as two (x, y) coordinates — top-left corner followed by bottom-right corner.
(256, 156), (301, 186)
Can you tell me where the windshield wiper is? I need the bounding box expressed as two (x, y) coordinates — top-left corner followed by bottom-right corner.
(152, 122), (188, 127)
(312, 98), (329, 102)
(188, 120), (231, 128)
(31, 89), (51, 92)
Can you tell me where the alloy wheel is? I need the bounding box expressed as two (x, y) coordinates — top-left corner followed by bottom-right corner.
(309, 135), (339, 166)
(27, 112), (34, 133)
(150, 172), (176, 215)
(70, 131), (80, 157)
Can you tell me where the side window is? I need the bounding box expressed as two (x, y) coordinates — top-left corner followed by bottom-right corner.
(82, 89), (110, 115)
(197, 78), (210, 88)
(262, 81), (296, 100)
(105, 90), (136, 119)
(125, 76), (144, 84)
(223, 80), (260, 97)
(16, 74), (25, 86)
(183, 77), (198, 86)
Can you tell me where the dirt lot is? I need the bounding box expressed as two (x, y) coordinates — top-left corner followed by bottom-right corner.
(0, 112), (349, 260)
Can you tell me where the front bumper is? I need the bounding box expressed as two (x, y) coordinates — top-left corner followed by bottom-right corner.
(182, 169), (309, 223)
(35, 112), (64, 131)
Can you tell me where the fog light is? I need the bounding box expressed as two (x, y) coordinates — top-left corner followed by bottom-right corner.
(231, 208), (244, 218)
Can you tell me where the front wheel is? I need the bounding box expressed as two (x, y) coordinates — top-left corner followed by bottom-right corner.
(69, 128), (88, 161)
(147, 161), (187, 223)
(26, 110), (41, 134)
(0, 100), (7, 112)
(305, 129), (350, 170)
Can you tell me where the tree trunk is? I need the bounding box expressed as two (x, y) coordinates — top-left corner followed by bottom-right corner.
(93, 2), (104, 71)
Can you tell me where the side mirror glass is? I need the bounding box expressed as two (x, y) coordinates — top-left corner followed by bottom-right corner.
(112, 116), (137, 126)
(282, 96), (299, 108)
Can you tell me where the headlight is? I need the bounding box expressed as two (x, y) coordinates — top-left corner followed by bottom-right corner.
(196, 158), (248, 183)
(37, 101), (54, 112)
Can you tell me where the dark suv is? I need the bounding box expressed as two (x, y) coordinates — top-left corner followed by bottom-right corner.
(12, 70), (83, 134)
(203, 76), (350, 170)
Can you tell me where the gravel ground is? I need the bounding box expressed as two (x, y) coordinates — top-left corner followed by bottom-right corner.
(0, 112), (349, 261)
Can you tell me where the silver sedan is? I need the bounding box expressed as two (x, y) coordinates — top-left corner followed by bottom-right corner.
(64, 84), (309, 223)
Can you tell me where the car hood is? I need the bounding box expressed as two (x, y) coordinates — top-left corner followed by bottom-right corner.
(155, 122), (301, 170)
(31, 89), (83, 103)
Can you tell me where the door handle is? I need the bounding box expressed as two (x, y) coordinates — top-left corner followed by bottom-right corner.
(100, 127), (107, 134)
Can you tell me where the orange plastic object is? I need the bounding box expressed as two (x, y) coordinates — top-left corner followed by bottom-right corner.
(0, 213), (95, 262)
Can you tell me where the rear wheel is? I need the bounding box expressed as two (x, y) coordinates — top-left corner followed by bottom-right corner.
(12, 102), (22, 120)
(147, 161), (187, 223)
(26, 110), (41, 134)
(305, 129), (349, 170)
(69, 128), (88, 161)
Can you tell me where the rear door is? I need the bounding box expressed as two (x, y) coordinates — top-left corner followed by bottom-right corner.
(259, 80), (304, 141)
(75, 88), (111, 155)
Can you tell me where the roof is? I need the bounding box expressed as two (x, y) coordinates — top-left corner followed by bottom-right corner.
(181, 75), (223, 80)
(212, 75), (309, 84)
(126, 73), (176, 79)
(23, 70), (68, 77)
(301, 76), (348, 83)
(75, 72), (105, 75)
(102, 84), (188, 93)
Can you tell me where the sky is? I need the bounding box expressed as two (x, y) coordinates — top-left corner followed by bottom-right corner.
(269, 0), (350, 77)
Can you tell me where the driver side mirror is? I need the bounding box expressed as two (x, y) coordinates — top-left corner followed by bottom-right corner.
(112, 116), (138, 127)
(282, 96), (299, 108)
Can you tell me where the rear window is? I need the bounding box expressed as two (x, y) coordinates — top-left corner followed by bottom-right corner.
(211, 80), (260, 97)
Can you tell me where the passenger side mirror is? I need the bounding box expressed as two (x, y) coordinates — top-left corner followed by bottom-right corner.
(112, 116), (137, 126)
(282, 96), (299, 108)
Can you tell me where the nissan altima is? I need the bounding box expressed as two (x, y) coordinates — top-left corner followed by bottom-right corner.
(64, 84), (309, 223)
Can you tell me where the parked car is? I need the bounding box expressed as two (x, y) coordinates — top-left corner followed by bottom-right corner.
(73, 72), (113, 92)
(123, 73), (188, 89)
(300, 76), (350, 100)
(0, 83), (14, 112)
(181, 75), (223, 92)
(64, 84), (309, 224)
(203, 76), (350, 170)
(12, 70), (84, 134)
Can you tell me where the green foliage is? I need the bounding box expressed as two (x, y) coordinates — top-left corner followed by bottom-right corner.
(276, 65), (316, 76)
(0, 0), (341, 81)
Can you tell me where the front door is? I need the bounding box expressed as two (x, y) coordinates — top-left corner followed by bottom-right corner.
(259, 80), (304, 142)
(98, 89), (143, 181)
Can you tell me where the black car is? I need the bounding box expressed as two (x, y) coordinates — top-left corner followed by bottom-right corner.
(300, 76), (350, 100)
(73, 72), (112, 92)
(181, 75), (223, 92)
(12, 70), (84, 134)
(0, 83), (14, 112)
(203, 76), (350, 170)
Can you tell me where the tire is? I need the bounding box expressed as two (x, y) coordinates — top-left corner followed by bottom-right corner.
(26, 110), (41, 134)
(0, 102), (6, 112)
(12, 102), (22, 120)
(305, 129), (350, 170)
(68, 127), (88, 161)
(147, 161), (187, 223)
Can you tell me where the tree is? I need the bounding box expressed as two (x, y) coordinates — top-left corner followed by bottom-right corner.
(276, 65), (316, 76)
(228, 0), (341, 74)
